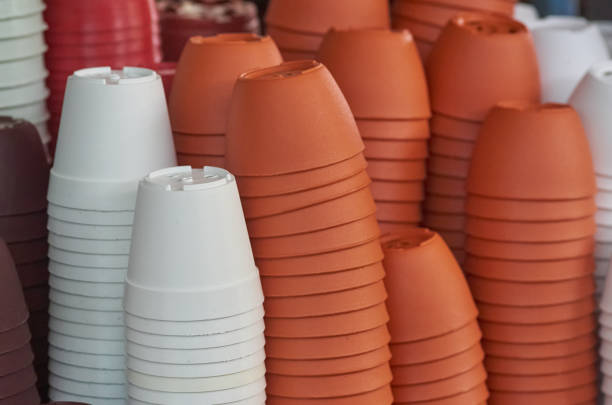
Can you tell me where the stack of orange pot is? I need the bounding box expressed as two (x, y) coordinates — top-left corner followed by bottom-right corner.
(465, 103), (599, 404)
(391, 0), (516, 61)
(317, 29), (431, 233)
(168, 33), (282, 168)
(382, 229), (489, 404)
(265, 0), (390, 61)
(424, 12), (541, 263)
(225, 60), (393, 404)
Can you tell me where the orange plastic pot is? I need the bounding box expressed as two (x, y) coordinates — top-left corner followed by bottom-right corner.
(428, 13), (540, 121)
(482, 333), (597, 359)
(429, 135), (475, 159)
(172, 132), (225, 155)
(487, 366), (597, 392)
(363, 139), (428, 160)
(256, 239), (383, 276)
(265, 302), (389, 338)
(370, 180), (425, 202)
(426, 174), (467, 197)
(176, 153), (224, 168)
(376, 201), (423, 223)
(393, 382), (488, 405)
(484, 349), (597, 375)
(241, 171), (371, 219)
(169, 34), (282, 135)
(424, 195), (465, 214)
(265, 0), (390, 35)
(266, 385), (393, 405)
(479, 315), (597, 343)
(382, 229), (477, 342)
(246, 186), (376, 237)
(261, 262), (385, 297)
(467, 104), (596, 200)
(487, 382), (597, 405)
(226, 61), (364, 176)
(465, 236), (595, 261)
(392, 343), (485, 385)
(430, 113), (481, 142)
(265, 324), (390, 359)
(423, 212), (465, 231)
(266, 25), (322, 52)
(263, 280), (387, 318)
(476, 297), (597, 325)
(317, 29), (430, 120)
(356, 118), (430, 141)
(428, 155), (471, 179)
(366, 159), (427, 181)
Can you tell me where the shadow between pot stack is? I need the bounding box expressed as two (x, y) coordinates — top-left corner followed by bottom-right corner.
(46, 67), (176, 404)
(226, 60), (393, 404)
(423, 12), (541, 263)
(0, 117), (50, 399)
(382, 229), (490, 404)
(264, 0), (390, 60)
(464, 103), (599, 404)
(124, 166), (266, 404)
(169, 33), (282, 169)
(317, 29), (430, 233)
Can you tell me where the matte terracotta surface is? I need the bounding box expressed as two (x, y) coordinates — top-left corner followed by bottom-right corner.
(430, 114), (481, 142)
(266, 25), (322, 52)
(476, 297), (597, 324)
(392, 382), (489, 405)
(428, 155), (471, 179)
(465, 236), (595, 261)
(0, 212), (47, 244)
(487, 382), (597, 405)
(279, 48), (316, 61)
(378, 222), (420, 234)
(172, 132), (225, 155)
(487, 365), (597, 392)
(0, 241), (29, 332)
(423, 212), (465, 231)
(363, 139), (428, 160)
(465, 195), (596, 221)
(482, 333), (597, 359)
(392, 0), (512, 27)
(426, 174), (467, 197)
(480, 315), (597, 343)
(370, 180), (424, 202)
(429, 135), (475, 159)
(356, 118), (430, 141)
(414, 38), (435, 62)
(266, 385), (393, 405)
(366, 159), (427, 181)
(176, 153), (225, 168)
(437, 230), (466, 248)
(391, 16), (442, 43)
(376, 201), (423, 223)
(424, 195), (465, 214)
(484, 349), (597, 375)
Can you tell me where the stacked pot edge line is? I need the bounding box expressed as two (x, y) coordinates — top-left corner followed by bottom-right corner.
(464, 103), (599, 404)
(422, 11), (541, 264)
(45, 66), (176, 404)
(169, 33), (282, 169)
(316, 28), (431, 234)
(225, 60), (394, 404)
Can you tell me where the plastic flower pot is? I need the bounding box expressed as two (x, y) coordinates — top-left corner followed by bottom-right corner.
(423, 212), (466, 231)
(477, 297), (597, 324)
(480, 315), (597, 343)
(48, 374), (125, 399)
(366, 159), (427, 181)
(0, 241), (29, 332)
(49, 360), (124, 384)
(0, 344), (34, 376)
(0, 81), (48, 109)
(45, 25), (154, 45)
(370, 180), (424, 203)
(0, 385), (40, 405)
(49, 276), (124, 299)
(14, 259), (48, 289)
(356, 118), (430, 141)
(48, 317), (124, 341)
(48, 247), (129, 269)
(0, 322), (31, 356)
(48, 332), (123, 357)
(49, 304), (123, 327)
(48, 67), (176, 212)
(394, 1), (492, 27)
(48, 261), (126, 284)
(399, 0), (515, 16)
(173, 133), (225, 156)
(363, 139), (429, 161)
(428, 155), (471, 179)
(465, 195), (596, 221)
(428, 13), (540, 121)
(47, 233), (131, 255)
(47, 218), (131, 240)
(487, 366), (597, 392)
(0, 34), (46, 62)
(0, 366), (37, 399)
(426, 174), (467, 197)
(465, 236), (594, 261)
(430, 135), (475, 160)
(0, 55), (47, 88)
(317, 29), (430, 120)
(45, 38), (155, 60)
(266, 385), (393, 405)
(430, 114), (481, 142)
(0, 211), (47, 243)
(484, 349), (597, 376)
(49, 290), (123, 312)
(175, 153), (224, 168)
(483, 333), (597, 359)
(514, 2), (539, 24)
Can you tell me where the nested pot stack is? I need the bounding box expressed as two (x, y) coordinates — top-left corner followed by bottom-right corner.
(0, 0), (51, 151)
(169, 33), (282, 169)
(317, 29), (431, 233)
(423, 12), (541, 263)
(464, 103), (599, 404)
(0, 117), (50, 399)
(46, 67), (176, 404)
(382, 229), (490, 404)
(599, 274), (612, 402)
(124, 166), (267, 405)
(391, 0), (517, 62)
(264, 0), (390, 61)
(225, 60), (394, 404)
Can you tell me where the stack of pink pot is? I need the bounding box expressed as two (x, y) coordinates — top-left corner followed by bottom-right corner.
(169, 33), (282, 168)
(226, 60), (394, 404)
(317, 29), (431, 233)
(423, 12), (541, 263)
(465, 103), (599, 404)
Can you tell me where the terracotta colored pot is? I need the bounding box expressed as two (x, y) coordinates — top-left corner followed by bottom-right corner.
(363, 139), (428, 160)
(414, 38), (435, 62)
(263, 280), (387, 318)
(468, 103), (596, 200)
(266, 25), (322, 52)
(266, 346), (391, 376)
(392, 343), (484, 385)
(464, 255), (594, 282)
(476, 296), (597, 324)
(261, 262), (385, 297)
(423, 212), (465, 231)
(430, 135), (476, 160)
(266, 385), (393, 405)
(428, 13), (540, 121)
(0, 322), (31, 356)
(173, 132), (225, 155)
(428, 155), (471, 179)
(437, 230), (466, 248)
(392, 363), (487, 402)
(366, 159), (427, 181)
(487, 365), (597, 392)
(356, 118), (430, 141)
(376, 202), (422, 223)
(0, 385), (39, 405)
(265, 302), (389, 338)
(465, 236), (594, 260)
(382, 229), (477, 342)
(0, 242), (29, 332)
(392, 16), (443, 43)
(279, 48), (316, 61)
(467, 275), (594, 306)
(394, 382), (489, 405)
(484, 349), (597, 375)
(242, 171), (371, 219)
(393, 1), (475, 27)
(265, 324), (390, 359)
(378, 222), (420, 234)
(430, 114), (481, 142)
(465, 195), (596, 221)
(395, 0), (515, 18)
(265, 0), (390, 35)
(482, 333), (597, 359)
(0, 366), (37, 399)
(226, 61), (364, 176)
(479, 315), (597, 343)
(256, 239), (383, 277)
(0, 211), (47, 243)
(176, 153), (224, 168)
(0, 344), (34, 377)
(424, 195), (465, 214)
(426, 175), (467, 197)
(317, 29), (430, 120)
(487, 382), (597, 405)
(369, 180), (424, 203)
(168, 34), (281, 135)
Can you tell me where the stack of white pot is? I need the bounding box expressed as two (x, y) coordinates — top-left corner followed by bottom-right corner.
(45, 66), (176, 403)
(124, 166), (266, 405)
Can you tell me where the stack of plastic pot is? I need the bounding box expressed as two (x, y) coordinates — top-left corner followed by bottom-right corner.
(0, 239), (41, 405)
(226, 60), (393, 404)
(124, 166), (266, 404)
(530, 16), (610, 102)
(381, 229), (489, 404)
(570, 61), (612, 302)
(595, 21), (612, 54)
(169, 33), (282, 168)
(600, 273), (612, 400)
(0, 117), (50, 399)
(423, 12), (541, 264)
(43, 0), (162, 146)
(45, 66), (176, 404)
(391, 0), (516, 62)
(465, 103), (599, 404)
(317, 29), (430, 233)
(514, 2), (540, 25)
(0, 0), (51, 150)
(265, 0), (390, 61)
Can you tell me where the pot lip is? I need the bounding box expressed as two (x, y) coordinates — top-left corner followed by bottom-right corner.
(239, 60), (320, 81)
(324, 27), (414, 42)
(188, 33), (271, 46)
(530, 16), (591, 33)
(585, 60), (612, 85)
(451, 12), (528, 37)
(493, 101), (573, 115)
(380, 228), (439, 251)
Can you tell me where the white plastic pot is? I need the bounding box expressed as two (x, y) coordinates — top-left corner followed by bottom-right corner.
(47, 216), (132, 240)
(48, 232), (131, 255)
(49, 360), (126, 384)
(0, 100), (48, 122)
(128, 390), (266, 405)
(49, 288), (124, 312)
(48, 331), (125, 355)
(0, 13), (46, 39)
(49, 275), (125, 298)
(0, 0), (45, 20)
(48, 246), (129, 268)
(49, 302), (124, 326)
(0, 55), (47, 88)
(48, 345), (125, 370)
(49, 373), (126, 398)
(48, 260), (127, 283)
(514, 3), (539, 25)
(0, 33), (46, 62)
(601, 263), (612, 313)
(49, 316), (124, 341)
(47, 203), (135, 226)
(0, 79), (48, 108)
(49, 388), (125, 405)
